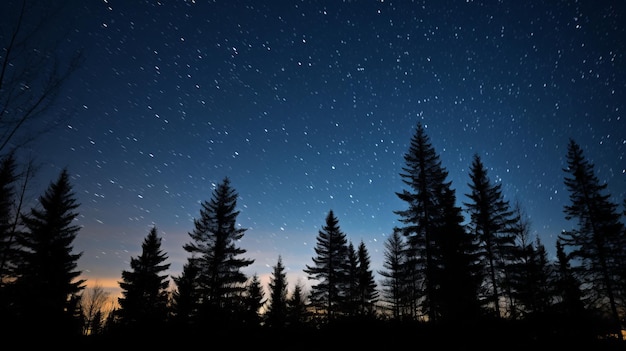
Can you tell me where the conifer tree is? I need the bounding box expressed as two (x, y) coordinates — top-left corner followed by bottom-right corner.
(394, 123), (478, 322)
(182, 177), (254, 326)
(304, 209), (350, 322)
(345, 241), (360, 316)
(171, 260), (200, 326)
(378, 230), (409, 320)
(117, 226), (171, 331)
(464, 154), (517, 317)
(559, 139), (625, 338)
(242, 273), (265, 328)
(14, 168), (85, 336)
(265, 255), (289, 328)
(287, 280), (309, 328)
(356, 240), (379, 316)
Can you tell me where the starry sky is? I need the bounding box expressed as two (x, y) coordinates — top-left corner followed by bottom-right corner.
(5, 0), (625, 297)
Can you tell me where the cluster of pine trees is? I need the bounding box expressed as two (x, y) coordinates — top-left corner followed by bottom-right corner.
(1, 123), (625, 349)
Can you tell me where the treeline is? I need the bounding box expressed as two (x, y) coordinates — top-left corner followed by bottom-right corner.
(1, 123), (625, 349)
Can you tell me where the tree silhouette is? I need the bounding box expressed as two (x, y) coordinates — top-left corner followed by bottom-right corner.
(117, 226), (171, 331)
(287, 279), (308, 328)
(265, 255), (289, 328)
(171, 260), (200, 327)
(304, 209), (350, 323)
(80, 283), (113, 336)
(182, 177), (254, 327)
(242, 273), (265, 328)
(0, 0), (83, 154)
(559, 139), (625, 339)
(356, 240), (379, 316)
(378, 230), (409, 320)
(394, 123), (478, 323)
(464, 154), (517, 317)
(13, 168), (85, 336)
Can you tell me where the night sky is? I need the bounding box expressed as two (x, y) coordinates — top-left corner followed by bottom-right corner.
(6, 0), (625, 297)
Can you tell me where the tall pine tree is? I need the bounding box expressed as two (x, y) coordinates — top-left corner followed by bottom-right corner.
(304, 209), (350, 323)
(117, 226), (171, 331)
(265, 255), (289, 328)
(356, 240), (379, 317)
(182, 177), (254, 327)
(378, 230), (409, 320)
(464, 154), (517, 317)
(559, 139), (625, 339)
(394, 123), (479, 323)
(14, 168), (85, 336)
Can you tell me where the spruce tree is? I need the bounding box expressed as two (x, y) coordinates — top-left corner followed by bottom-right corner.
(394, 122), (478, 323)
(304, 209), (350, 322)
(182, 177), (254, 326)
(464, 154), (517, 317)
(356, 240), (379, 316)
(171, 260), (200, 327)
(559, 139), (625, 339)
(117, 226), (171, 331)
(346, 241), (360, 317)
(14, 168), (85, 336)
(287, 280), (308, 328)
(265, 255), (289, 328)
(242, 273), (265, 328)
(378, 230), (409, 320)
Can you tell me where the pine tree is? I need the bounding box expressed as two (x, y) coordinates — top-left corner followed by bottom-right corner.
(171, 260), (200, 327)
(117, 226), (171, 331)
(182, 177), (254, 326)
(287, 280), (308, 328)
(14, 168), (85, 336)
(559, 139), (625, 338)
(464, 154), (517, 317)
(435, 186), (482, 324)
(356, 240), (379, 317)
(304, 209), (350, 323)
(242, 273), (265, 328)
(378, 230), (409, 320)
(394, 122), (478, 323)
(265, 255), (289, 328)
(345, 241), (360, 317)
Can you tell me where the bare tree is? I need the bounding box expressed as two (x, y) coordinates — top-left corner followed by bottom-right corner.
(81, 283), (116, 336)
(0, 0), (83, 154)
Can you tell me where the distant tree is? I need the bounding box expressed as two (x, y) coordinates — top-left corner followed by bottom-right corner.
(13, 168), (85, 336)
(171, 260), (200, 326)
(304, 210), (350, 323)
(287, 279), (308, 327)
(378, 230), (409, 320)
(265, 255), (289, 328)
(117, 226), (171, 331)
(559, 139), (625, 338)
(182, 177), (254, 326)
(345, 241), (360, 316)
(509, 236), (554, 317)
(241, 273), (265, 328)
(553, 239), (592, 340)
(464, 154), (517, 318)
(356, 240), (379, 316)
(81, 283), (113, 336)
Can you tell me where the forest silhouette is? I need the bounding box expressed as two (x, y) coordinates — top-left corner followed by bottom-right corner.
(1, 124), (625, 351)
(1, 1), (625, 349)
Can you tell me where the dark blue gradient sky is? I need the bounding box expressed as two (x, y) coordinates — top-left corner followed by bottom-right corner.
(8, 0), (625, 296)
